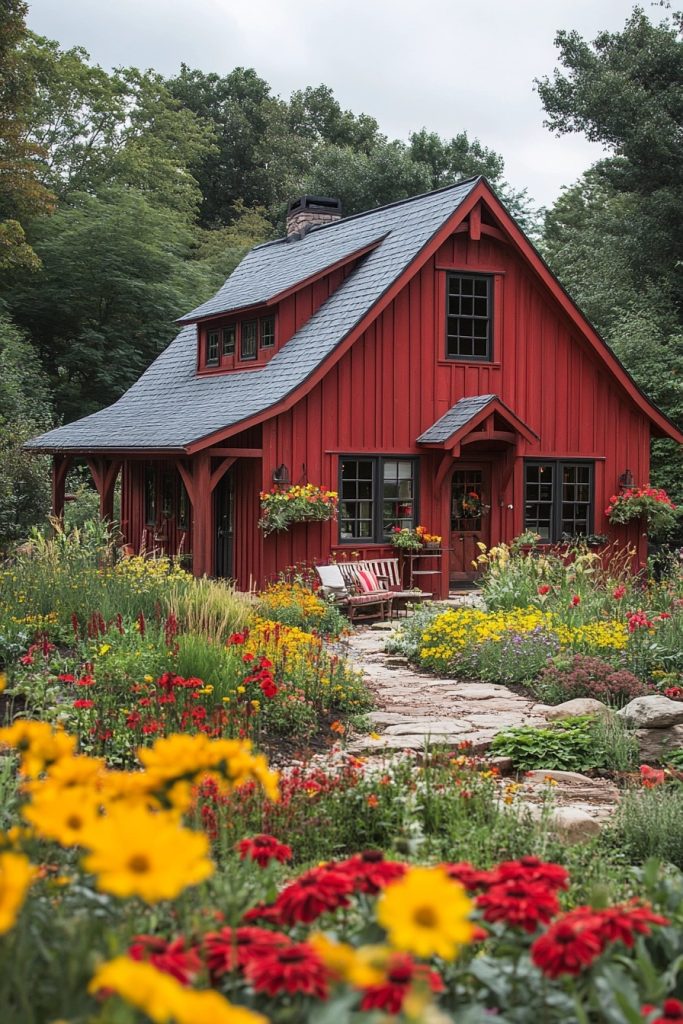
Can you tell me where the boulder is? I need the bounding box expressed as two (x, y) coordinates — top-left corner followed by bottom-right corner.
(550, 807), (602, 844)
(618, 695), (683, 729)
(636, 724), (683, 762)
(544, 698), (613, 721)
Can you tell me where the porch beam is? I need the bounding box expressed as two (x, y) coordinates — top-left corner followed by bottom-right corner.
(205, 447), (262, 458)
(86, 456), (121, 521)
(461, 430), (517, 446)
(434, 452), (453, 494)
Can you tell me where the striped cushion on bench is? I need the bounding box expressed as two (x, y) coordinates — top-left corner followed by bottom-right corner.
(356, 568), (381, 593)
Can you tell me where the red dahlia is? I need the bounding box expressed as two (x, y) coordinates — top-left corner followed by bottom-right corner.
(204, 925), (289, 978)
(495, 856), (569, 891)
(237, 834), (293, 868)
(273, 866), (354, 924)
(360, 953), (444, 1014)
(242, 901), (284, 925)
(336, 850), (407, 893)
(593, 902), (668, 947)
(243, 942), (329, 999)
(128, 934), (201, 985)
(642, 999), (683, 1024)
(440, 861), (498, 891)
(531, 916), (604, 978)
(477, 879), (559, 932)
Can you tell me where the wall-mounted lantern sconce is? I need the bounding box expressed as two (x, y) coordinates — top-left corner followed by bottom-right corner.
(272, 464), (290, 486)
(618, 469), (634, 490)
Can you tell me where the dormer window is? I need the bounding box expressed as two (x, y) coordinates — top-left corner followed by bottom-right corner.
(222, 324), (236, 356)
(199, 313), (278, 372)
(260, 316), (275, 348)
(206, 329), (220, 366)
(241, 320), (258, 360)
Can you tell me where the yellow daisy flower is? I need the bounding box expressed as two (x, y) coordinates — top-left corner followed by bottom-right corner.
(0, 851), (36, 935)
(22, 785), (102, 847)
(376, 865), (474, 960)
(80, 805), (213, 902)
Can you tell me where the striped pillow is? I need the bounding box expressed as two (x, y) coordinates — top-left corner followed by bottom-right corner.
(356, 568), (380, 593)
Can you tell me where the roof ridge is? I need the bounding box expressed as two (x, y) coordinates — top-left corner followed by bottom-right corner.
(251, 175), (484, 251)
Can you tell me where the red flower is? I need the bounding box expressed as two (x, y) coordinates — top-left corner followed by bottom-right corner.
(594, 902), (668, 946)
(336, 850), (407, 894)
(477, 879), (559, 932)
(237, 834), (293, 868)
(613, 585), (626, 600)
(531, 915), (604, 977)
(571, 595), (581, 607)
(360, 953), (444, 1014)
(204, 926), (289, 978)
(19, 654), (34, 666)
(129, 935), (201, 986)
(440, 861), (498, 891)
(273, 865), (355, 924)
(640, 765), (666, 788)
(227, 631), (248, 645)
(537, 584), (551, 596)
(58, 674), (76, 683)
(495, 856), (569, 891)
(648, 999), (683, 1024)
(242, 901), (284, 926)
(243, 942), (329, 999)
(73, 699), (95, 710)
(242, 653), (255, 663)
(76, 674), (95, 687)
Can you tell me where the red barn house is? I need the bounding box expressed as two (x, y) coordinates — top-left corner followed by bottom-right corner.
(28, 178), (683, 597)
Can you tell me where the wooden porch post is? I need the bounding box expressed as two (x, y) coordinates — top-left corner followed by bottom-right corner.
(86, 457), (122, 522)
(176, 453), (235, 578)
(51, 455), (71, 521)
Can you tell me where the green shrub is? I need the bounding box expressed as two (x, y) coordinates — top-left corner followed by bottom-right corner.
(604, 786), (683, 869)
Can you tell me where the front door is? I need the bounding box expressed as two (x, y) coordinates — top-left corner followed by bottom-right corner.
(214, 471), (234, 578)
(449, 466), (491, 580)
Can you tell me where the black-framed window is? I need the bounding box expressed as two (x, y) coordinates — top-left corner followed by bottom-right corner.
(524, 461), (594, 542)
(446, 273), (492, 360)
(339, 456), (418, 543)
(241, 320), (258, 360)
(260, 316), (275, 348)
(144, 464), (157, 526)
(206, 329), (220, 366)
(222, 324), (236, 356)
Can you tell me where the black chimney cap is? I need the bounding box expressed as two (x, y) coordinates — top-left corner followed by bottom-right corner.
(286, 196), (342, 217)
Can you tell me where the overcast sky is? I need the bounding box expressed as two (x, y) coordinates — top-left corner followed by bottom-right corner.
(26, 0), (642, 209)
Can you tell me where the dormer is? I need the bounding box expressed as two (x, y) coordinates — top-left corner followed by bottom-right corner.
(197, 308), (277, 374)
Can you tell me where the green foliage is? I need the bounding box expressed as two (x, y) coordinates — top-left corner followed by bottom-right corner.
(538, 7), (683, 495)
(0, 315), (51, 547)
(491, 714), (638, 772)
(7, 187), (226, 419)
(0, 2), (54, 272)
(604, 785), (683, 869)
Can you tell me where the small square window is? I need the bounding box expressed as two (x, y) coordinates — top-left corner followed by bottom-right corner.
(206, 330), (219, 366)
(222, 325), (236, 356)
(524, 461), (594, 542)
(241, 320), (257, 360)
(260, 316), (275, 348)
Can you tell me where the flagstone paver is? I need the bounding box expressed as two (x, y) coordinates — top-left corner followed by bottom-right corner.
(344, 621), (547, 754)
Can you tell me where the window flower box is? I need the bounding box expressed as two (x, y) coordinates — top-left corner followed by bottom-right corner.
(258, 484), (338, 536)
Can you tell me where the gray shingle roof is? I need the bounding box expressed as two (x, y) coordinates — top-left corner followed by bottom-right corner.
(417, 395), (497, 444)
(27, 178), (479, 453)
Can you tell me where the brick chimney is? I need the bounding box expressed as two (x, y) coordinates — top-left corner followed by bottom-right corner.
(286, 196), (342, 239)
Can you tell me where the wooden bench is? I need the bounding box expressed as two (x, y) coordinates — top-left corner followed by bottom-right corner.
(337, 557), (432, 618)
(315, 564), (393, 622)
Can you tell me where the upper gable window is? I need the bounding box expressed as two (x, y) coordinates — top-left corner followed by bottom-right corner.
(240, 320), (258, 361)
(222, 324), (236, 357)
(206, 329), (220, 366)
(446, 273), (492, 361)
(260, 316), (275, 349)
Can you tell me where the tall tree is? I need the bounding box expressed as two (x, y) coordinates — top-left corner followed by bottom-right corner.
(537, 6), (683, 497)
(0, 1), (54, 270)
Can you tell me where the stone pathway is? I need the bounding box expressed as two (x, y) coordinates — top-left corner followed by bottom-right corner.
(344, 619), (547, 754)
